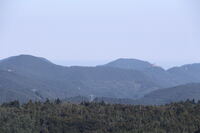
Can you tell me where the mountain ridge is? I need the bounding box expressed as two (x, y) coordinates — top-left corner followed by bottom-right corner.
(1, 54), (200, 104)
(105, 58), (154, 71)
(134, 83), (200, 105)
(0, 55), (160, 103)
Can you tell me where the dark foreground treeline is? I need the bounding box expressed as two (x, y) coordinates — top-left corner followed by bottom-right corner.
(1, 100), (200, 133)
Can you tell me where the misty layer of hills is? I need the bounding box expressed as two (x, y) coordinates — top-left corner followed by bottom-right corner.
(0, 55), (200, 104)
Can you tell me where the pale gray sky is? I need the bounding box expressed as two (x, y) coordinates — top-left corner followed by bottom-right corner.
(0, 0), (200, 68)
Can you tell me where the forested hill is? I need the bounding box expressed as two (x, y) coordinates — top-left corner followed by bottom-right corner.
(0, 55), (159, 103)
(0, 100), (200, 133)
(135, 83), (200, 105)
(2, 55), (200, 104)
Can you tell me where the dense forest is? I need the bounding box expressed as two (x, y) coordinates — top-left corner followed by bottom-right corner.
(0, 100), (200, 133)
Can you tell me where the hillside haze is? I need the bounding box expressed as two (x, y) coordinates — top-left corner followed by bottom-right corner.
(0, 55), (160, 103)
(135, 83), (200, 105)
(1, 55), (200, 104)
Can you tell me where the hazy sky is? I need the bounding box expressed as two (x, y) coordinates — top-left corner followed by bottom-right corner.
(0, 0), (200, 68)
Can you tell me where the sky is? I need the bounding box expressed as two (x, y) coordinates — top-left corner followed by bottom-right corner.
(0, 0), (200, 68)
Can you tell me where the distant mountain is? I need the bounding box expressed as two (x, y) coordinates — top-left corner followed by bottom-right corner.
(0, 55), (160, 103)
(105, 58), (153, 71)
(104, 59), (200, 105)
(2, 55), (200, 104)
(66, 83), (200, 105)
(168, 63), (200, 84)
(135, 83), (200, 105)
(106, 59), (200, 88)
(105, 58), (185, 87)
(0, 55), (66, 79)
(0, 70), (52, 103)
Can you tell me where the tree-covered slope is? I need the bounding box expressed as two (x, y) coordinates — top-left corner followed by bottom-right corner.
(0, 100), (200, 133)
(168, 63), (200, 84)
(106, 59), (200, 87)
(135, 83), (200, 105)
(0, 70), (60, 103)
